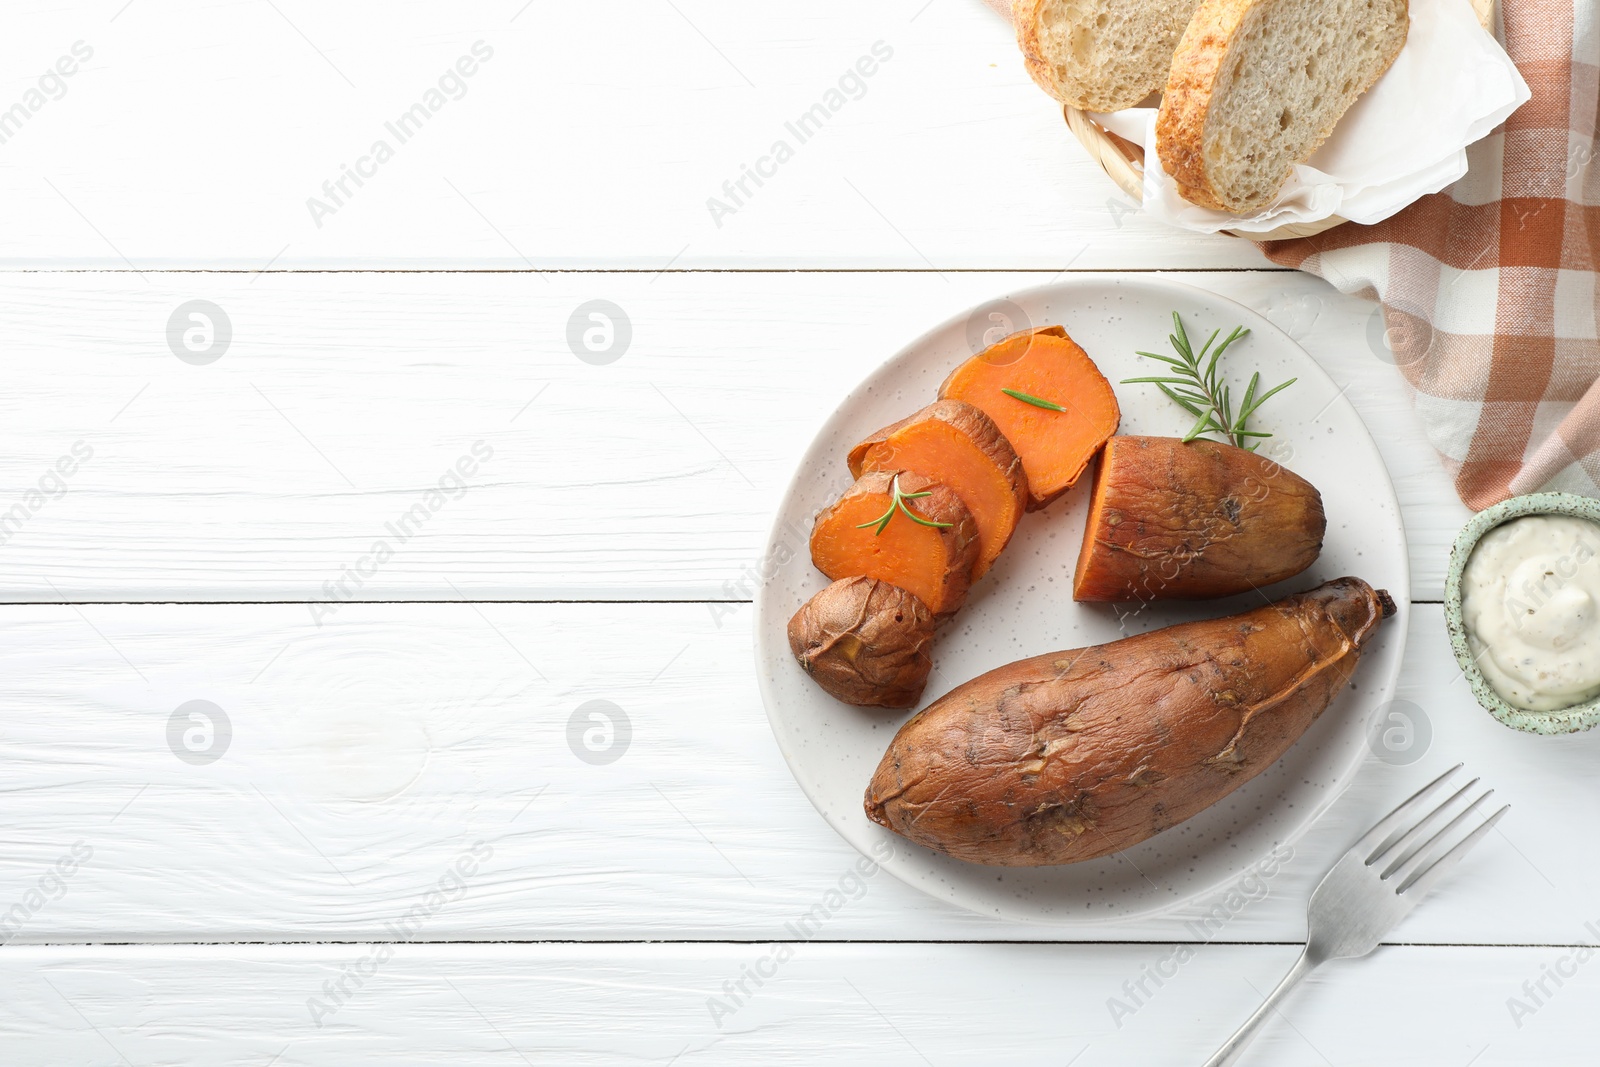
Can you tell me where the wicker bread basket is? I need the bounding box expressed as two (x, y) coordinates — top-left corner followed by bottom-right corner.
(1060, 0), (1498, 242)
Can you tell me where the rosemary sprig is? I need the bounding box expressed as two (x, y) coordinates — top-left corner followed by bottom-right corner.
(1000, 387), (1067, 412)
(855, 473), (953, 536)
(1122, 312), (1296, 451)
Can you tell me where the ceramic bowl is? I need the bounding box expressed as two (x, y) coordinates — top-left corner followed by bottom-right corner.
(1444, 491), (1600, 734)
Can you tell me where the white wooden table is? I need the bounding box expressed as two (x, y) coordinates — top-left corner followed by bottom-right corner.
(1, 2), (1590, 1063)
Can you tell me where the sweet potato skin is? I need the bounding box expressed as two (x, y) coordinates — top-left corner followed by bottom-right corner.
(1074, 436), (1326, 602)
(788, 577), (936, 708)
(864, 578), (1393, 866)
(848, 400), (1028, 579)
(810, 469), (981, 622)
(847, 400), (1020, 486)
(938, 325), (1120, 511)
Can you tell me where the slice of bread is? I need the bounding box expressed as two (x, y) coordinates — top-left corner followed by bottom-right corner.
(1155, 0), (1409, 213)
(1014, 0), (1202, 112)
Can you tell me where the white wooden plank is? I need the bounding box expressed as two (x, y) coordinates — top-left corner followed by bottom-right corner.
(0, 269), (1466, 602)
(0, 0), (1267, 269)
(0, 942), (1585, 1065)
(0, 600), (1587, 945)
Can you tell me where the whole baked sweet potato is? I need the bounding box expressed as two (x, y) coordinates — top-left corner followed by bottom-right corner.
(1073, 436), (1326, 602)
(865, 578), (1394, 866)
(789, 577), (936, 708)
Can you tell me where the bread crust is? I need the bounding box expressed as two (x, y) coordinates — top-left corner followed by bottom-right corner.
(1015, 0), (1194, 113)
(1013, 0), (1059, 102)
(1155, 0), (1409, 213)
(1156, 0), (1262, 210)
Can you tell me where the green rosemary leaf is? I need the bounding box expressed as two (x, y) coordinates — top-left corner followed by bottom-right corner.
(1242, 377), (1297, 420)
(1000, 387), (1067, 412)
(1171, 312), (1192, 359)
(1240, 371), (1260, 417)
(854, 473), (952, 535)
(1182, 408), (1216, 442)
(1157, 383), (1205, 416)
(1204, 341), (1227, 392)
(855, 511), (894, 535)
(1132, 350), (1188, 368)
(898, 498), (953, 529)
(1128, 314), (1292, 449)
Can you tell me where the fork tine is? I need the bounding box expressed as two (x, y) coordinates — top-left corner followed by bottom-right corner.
(1398, 804), (1510, 897)
(1381, 788), (1491, 880)
(1370, 778), (1481, 872)
(1352, 763), (1462, 861)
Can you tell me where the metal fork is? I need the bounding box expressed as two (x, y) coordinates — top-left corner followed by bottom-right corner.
(1202, 765), (1508, 1067)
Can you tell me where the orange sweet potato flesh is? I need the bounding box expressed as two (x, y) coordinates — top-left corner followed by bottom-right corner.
(1073, 436), (1326, 602)
(939, 325), (1120, 511)
(847, 400), (1028, 579)
(810, 470), (980, 622)
(865, 578), (1394, 866)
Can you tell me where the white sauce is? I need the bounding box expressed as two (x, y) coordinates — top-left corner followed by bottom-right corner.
(1461, 514), (1600, 711)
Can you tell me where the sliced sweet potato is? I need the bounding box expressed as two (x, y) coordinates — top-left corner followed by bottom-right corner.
(810, 470), (979, 622)
(1073, 436), (1326, 602)
(788, 577), (936, 708)
(847, 400), (1027, 579)
(865, 577), (1395, 866)
(939, 325), (1120, 510)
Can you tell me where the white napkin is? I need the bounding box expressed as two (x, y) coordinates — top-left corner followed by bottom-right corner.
(1092, 0), (1531, 233)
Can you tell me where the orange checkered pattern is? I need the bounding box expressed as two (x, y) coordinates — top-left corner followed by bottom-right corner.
(1262, 0), (1588, 508)
(993, 0), (1582, 509)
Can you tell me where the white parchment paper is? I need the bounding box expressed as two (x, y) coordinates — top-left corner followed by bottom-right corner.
(1092, 0), (1530, 233)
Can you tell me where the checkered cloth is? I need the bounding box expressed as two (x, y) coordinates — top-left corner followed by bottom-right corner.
(995, 0), (1586, 509)
(1261, 0), (1585, 509)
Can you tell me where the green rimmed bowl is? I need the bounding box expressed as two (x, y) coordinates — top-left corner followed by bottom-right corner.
(1444, 491), (1600, 734)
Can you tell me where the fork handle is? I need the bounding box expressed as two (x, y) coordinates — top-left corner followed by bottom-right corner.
(1201, 946), (1320, 1067)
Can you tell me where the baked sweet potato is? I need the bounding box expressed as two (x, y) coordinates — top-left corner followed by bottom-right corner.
(810, 470), (980, 622)
(865, 577), (1394, 866)
(1073, 436), (1326, 602)
(848, 400), (1028, 579)
(788, 577), (936, 708)
(939, 325), (1120, 510)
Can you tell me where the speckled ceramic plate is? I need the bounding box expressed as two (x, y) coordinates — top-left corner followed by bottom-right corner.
(753, 277), (1409, 925)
